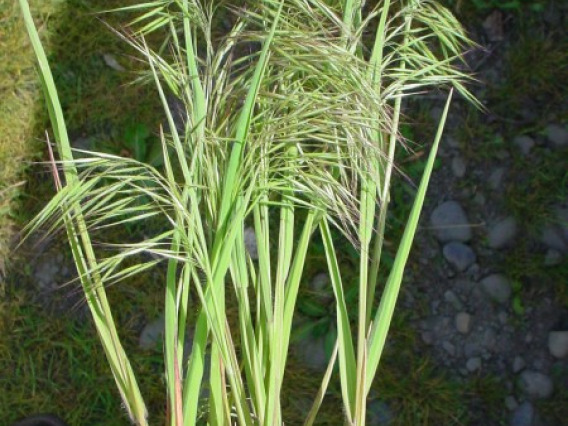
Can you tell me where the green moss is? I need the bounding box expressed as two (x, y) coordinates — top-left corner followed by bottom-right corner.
(0, 0), (55, 268)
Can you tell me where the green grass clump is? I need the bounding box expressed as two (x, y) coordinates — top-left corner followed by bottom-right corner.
(0, 287), (124, 425)
(506, 147), (568, 234)
(17, 0), (475, 424)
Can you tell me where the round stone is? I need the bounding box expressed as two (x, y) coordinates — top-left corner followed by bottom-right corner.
(548, 331), (568, 358)
(545, 123), (568, 147)
(518, 371), (554, 400)
(443, 242), (476, 272)
(243, 226), (259, 260)
(513, 135), (535, 156)
(367, 400), (394, 426)
(139, 315), (165, 350)
(430, 201), (472, 243)
(488, 167), (506, 190)
(455, 312), (472, 334)
(451, 156), (467, 178)
(295, 334), (329, 371)
(487, 216), (517, 249)
(510, 402), (540, 426)
(512, 356), (526, 373)
(544, 249), (562, 266)
(466, 357), (481, 372)
(480, 274), (512, 304)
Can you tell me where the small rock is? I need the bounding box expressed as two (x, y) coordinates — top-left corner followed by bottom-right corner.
(544, 249), (562, 266)
(545, 123), (568, 147)
(466, 357), (482, 372)
(505, 395), (518, 411)
(482, 10), (504, 42)
(429, 107), (443, 123)
(487, 216), (518, 249)
(540, 206), (568, 252)
(443, 242), (476, 272)
(496, 149), (510, 160)
(34, 260), (60, 288)
(442, 341), (456, 357)
(310, 272), (333, 303)
(367, 400), (394, 426)
(244, 227), (259, 260)
(296, 335), (329, 371)
(488, 167), (506, 190)
(455, 312), (472, 334)
(480, 274), (512, 304)
(512, 356), (526, 373)
(466, 263), (482, 281)
(518, 371), (554, 399)
(444, 290), (464, 310)
(473, 192), (486, 206)
(430, 201), (472, 242)
(510, 402), (540, 426)
(548, 331), (568, 358)
(139, 315), (165, 350)
(513, 135), (535, 156)
(498, 311), (508, 325)
(540, 226), (568, 252)
(421, 331), (434, 345)
(451, 156), (467, 178)
(310, 272), (330, 292)
(481, 328), (497, 351)
(445, 136), (461, 148)
(103, 53), (125, 71)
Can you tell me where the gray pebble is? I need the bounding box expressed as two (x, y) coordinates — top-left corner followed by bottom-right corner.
(430, 201), (472, 242)
(480, 274), (512, 304)
(139, 315), (165, 350)
(444, 290), (464, 310)
(545, 123), (568, 147)
(310, 272), (330, 292)
(442, 341), (456, 356)
(539, 206), (568, 253)
(466, 357), (481, 372)
(455, 312), (472, 334)
(481, 328), (497, 351)
(367, 400), (394, 426)
(244, 226), (259, 260)
(510, 402), (540, 426)
(451, 156), (467, 178)
(421, 331), (434, 345)
(505, 395), (518, 411)
(518, 371), (554, 399)
(513, 135), (535, 156)
(496, 149), (510, 160)
(473, 192), (486, 206)
(102, 53), (125, 71)
(540, 226), (568, 253)
(498, 311), (508, 325)
(34, 260), (60, 288)
(296, 334), (329, 371)
(445, 136), (461, 149)
(443, 242), (476, 272)
(544, 249), (562, 266)
(488, 167), (506, 190)
(512, 356), (526, 373)
(487, 216), (517, 249)
(548, 331), (568, 358)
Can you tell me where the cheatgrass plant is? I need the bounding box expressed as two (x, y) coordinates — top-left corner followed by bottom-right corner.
(19, 0), (475, 424)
